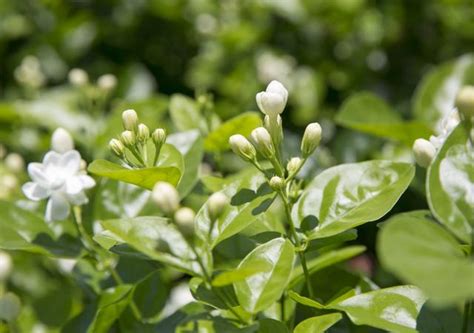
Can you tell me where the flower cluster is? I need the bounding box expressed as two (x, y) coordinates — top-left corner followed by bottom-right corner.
(68, 68), (117, 93)
(22, 128), (95, 221)
(109, 109), (167, 168)
(229, 80), (322, 196)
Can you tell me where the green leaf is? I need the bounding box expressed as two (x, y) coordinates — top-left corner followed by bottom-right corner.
(234, 238), (295, 313)
(413, 54), (474, 129)
(212, 266), (267, 287)
(293, 160), (415, 239)
(169, 94), (207, 132)
(258, 318), (289, 333)
(133, 270), (168, 320)
(168, 130), (205, 196)
(204, 112), (262, 152)
(377, 211), (474, 305)
(99, 216), (198, 275)
(189, 277), (238, 310)
(195, 168), (275, 248)
(427, 125), (473, 243)
(293, 313), (342, 333)
(88, 160), (181, 190)
(288, 290), (325, 309)
(336, 92), (432, 146)
(289, 246), (366, 288)
(0, 201), (81, 257)
(330, 286), (426, 333)
(0, 293), (21, 322)
(87, 285), (132, 333)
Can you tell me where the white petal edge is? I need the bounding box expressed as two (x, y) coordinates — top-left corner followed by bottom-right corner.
(45, 193), (70, 222)
(22, 182), (51, 201)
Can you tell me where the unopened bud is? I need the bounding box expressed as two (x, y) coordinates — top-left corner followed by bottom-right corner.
(174, 207), (196, 236)
(229, 134), (257, 162)
(80, 159), (87, 171)
(301, 122), (322, 157)
(51, 128), (74, 153)
(97, 74), (117, 92)
(256, 80), (288, 117)
(68, 68), (88, 87)
(413, 138), (436, 168)
(208, 192), (229, 221)
(250, 127), (275, 159)
(122, 109), (139, 131)
(137, 123), (150, 143)
(152, 128), (166, 146)
(455, 86), (474, 120)
(152, 182), (180, 214)
(109, 139), (124, 157)
(286, 157), (302, 175)
(0, 251), (13, 281)
(5, 153), (24, 173)
(269, 176), (284, 191)
(120, 130), (136, 148)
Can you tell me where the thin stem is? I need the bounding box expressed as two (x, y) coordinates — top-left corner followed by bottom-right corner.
(278, 192), (315, 299)
(128, 146), (146, 167)
(280, 293), (285, 322)
(462, 300), (472, 333)
(269, 155), (285, 177)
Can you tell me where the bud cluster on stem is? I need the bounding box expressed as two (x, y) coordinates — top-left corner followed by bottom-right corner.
(109, 109), (167, 168)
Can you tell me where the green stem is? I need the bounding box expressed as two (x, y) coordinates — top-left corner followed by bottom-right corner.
(462, 300), (472, 333)
(278, 192), (315, 299)
(280, 293), (285, 322)
(270, 155), (285, 177)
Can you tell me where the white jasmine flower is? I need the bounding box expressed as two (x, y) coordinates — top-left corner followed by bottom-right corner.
(429, 109), (461, 149)
(97, 74), (117, 92)
(256, 80), (288, 117)
(22, 150), (95, 221)
(51, 128), (74, 153)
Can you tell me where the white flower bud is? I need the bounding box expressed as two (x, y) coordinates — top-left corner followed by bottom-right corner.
(80, 159), (87, 171)
(250, 127), (275, 159)
(0, 251), (13, 281)
(152, 128), (166, 146)
(109, 139), (125, 157)
(208, 192), (229, 221)
(68, 68), (88, 87)
(413, 138), (436, 168)
(120, 130), (136, 148)
(51, 128), (74, 153)
(174, 207), (196, 236)
(122, 109), (139, 131)
(301, 122), (322, 157)
(455, 86), (474, 120)
(229, 134), (257, 162)
(269, 176), (284, 190)
(137, 123), (150, 143)
(97, 74), (117, 92)
(256, 80), (288, 117)
(286, 157), (302, 175)
(5, 153), (24, 173)
(152, 182), (180, 214)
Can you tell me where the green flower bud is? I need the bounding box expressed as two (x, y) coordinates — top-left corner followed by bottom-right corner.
(413, 138), (436, 168)
(455, 86), (474, 120)
(301, 122), (322, 157)
(250, 127), (275, 159)
(286, 157), (302, 175)
(122, 109), (138, 131)
(208, 192), (229, 221)
(109, 138), (125, 157)
(137, 123), (150, 143)
(174, 207), (196, 236)
(120, 130), (136, 148)
(152, 182), (180, 214)
(229, 134), (257, 162)
(269, 176), (284, 191)
(152, 128), (167, 146)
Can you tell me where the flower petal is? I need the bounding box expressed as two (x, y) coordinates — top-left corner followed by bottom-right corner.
(27, 163), (50, 187)
(45, 193), (70, 222)
(65, 177), (83, 195)
(42, 151), (61, 166)
(58, 150), (81, 176)
(78, 175), (96, 189)
(22, 182), (51, 201)
(67, 191), (88, 206)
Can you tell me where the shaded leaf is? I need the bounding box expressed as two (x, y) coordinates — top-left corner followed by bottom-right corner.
(294, 313), (342, 333)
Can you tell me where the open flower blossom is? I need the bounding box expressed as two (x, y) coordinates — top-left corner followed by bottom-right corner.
(22, 150), (95, 221)
(256, 80), (288, 117)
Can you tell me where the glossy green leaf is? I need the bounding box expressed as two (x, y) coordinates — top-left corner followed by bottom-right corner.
(258, 318), (289, 333)
(88, 160), (181, 190)
(167, 129), (204, 196)
(195, 168), (275, 248)
(294, 313), (342, 333)
(289, 245), (366, 288)
(98, 216), (198, 275)
(330, 285), (426, 333)
(413, 54), (474, 129)
(87, 285), (132, 333)
(234, 238), (295, 313)
(378, 211), (474, 305)
(427, 125), (472, 243)
(133, 270), (168, 320)
(169, 94), (207, 132)
(189, 277), (238, 310)
(0, 201), (81, 257)
(288, 290), (325, 309)
(204, 112), (262, 152)
(212, 266), (266, 287)
(336, 92), (432, 146)
(293, 160), (415, 239)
